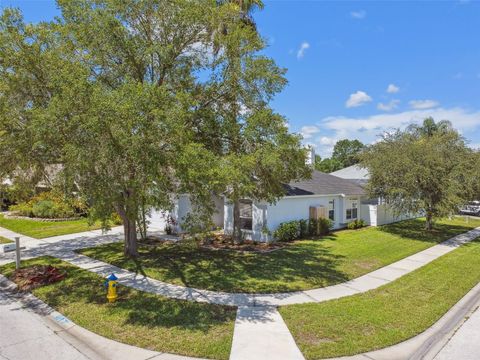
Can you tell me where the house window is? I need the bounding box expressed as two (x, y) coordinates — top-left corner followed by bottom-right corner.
(328, 200), (335, 221)
(239, 200), (253, 230)
(346, 201), (358, 220)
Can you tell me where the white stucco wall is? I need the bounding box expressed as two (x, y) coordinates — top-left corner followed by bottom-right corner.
(224, 195), (362, 242)
(266, 195), (344, 232)
(169, 194), (224, 233)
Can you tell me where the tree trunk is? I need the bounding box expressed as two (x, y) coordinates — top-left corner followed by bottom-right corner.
(425, 211), (433, 231)
(116, 202), (139, 258)
(123, 217), (138, 258)
(233, 199), (242, 244)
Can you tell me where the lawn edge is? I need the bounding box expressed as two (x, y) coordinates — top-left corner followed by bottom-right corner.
(322, 279), (480, 360)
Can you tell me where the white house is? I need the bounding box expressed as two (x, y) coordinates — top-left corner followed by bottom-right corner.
(223, 170), (366, 241)
(148, 162), (417, 241)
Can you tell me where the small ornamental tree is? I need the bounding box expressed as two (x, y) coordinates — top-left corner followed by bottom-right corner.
(360, 118), (477, 231)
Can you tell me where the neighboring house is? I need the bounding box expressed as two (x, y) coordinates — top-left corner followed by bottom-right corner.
(332, 164), (418, 227)
(330, 165), (369, 187)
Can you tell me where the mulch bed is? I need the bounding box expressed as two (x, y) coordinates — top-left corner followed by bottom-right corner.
(11, 265), (66, 291)
(201, 234), (286, 253)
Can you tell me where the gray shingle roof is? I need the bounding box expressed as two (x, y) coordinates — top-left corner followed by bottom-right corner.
(284, 170), (366, 196)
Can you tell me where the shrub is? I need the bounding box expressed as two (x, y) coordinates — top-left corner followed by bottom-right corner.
(9, 191), (86, 219)
(308, 218), (333, 236)
(299, 219), (308, 238)
(347, 219), (366, 230)
(32, 200), (74, 219)
(273, 221), (300, 242)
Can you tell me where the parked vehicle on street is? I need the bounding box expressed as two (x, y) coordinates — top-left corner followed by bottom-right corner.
(459, 201), (480, 216)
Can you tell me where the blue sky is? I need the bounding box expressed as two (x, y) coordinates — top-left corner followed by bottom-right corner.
(2, 0), (480, 157)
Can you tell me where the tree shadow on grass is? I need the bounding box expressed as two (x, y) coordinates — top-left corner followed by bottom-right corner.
(128, 238), (349, 293)
(377, 218), (476, 244)
(31, 260), (236, 332)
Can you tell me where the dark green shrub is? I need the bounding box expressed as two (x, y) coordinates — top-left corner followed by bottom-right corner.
(308, 218), (333, 236)
(273, 221), (300, 242)
(299, 219), (308, 238)
(347, 219), (366, 230)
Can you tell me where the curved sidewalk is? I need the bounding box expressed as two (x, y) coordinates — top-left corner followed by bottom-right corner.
(50, 227), (480, 307)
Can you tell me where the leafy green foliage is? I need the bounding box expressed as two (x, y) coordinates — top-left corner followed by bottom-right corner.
(308, 218), (333, 236)
(332, 139), (366, 167)
(273, 221), (300, 241)
(0, 1), (309, 255)
(10, 191), (87, 219)
(273, 218), (333, 241)
(347, 219), (366, 230)
(361, 118), (478, 230)
(314, 139), (365, 173)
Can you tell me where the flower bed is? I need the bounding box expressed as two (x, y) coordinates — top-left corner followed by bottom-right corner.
(3, 212), (82, 222)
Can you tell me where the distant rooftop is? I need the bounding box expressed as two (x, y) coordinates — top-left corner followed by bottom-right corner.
(331, 165), (370, 180)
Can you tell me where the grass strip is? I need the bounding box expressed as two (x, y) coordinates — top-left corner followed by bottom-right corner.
(279, 238), (480, 359)
(0, 215), (103, 239)
(0, 257), (236, 360)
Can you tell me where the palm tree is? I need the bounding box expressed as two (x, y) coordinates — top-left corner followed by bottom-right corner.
(217, 0), (264, 29)
(408, 117), (452, 137)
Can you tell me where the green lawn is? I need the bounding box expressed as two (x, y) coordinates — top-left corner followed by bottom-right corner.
(79, 217), (480, 293)
(0, 257), (236, 360)
(0, 236), (12, 244)
(279, 237), (480, 359)
(0, 215), (103, 239)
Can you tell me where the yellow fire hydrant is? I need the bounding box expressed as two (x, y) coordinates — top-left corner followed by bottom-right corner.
(104, 273), (118, 303)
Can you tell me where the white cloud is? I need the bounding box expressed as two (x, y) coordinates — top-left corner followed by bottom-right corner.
(377, 99), (400, 112)
(305, 107), (480, 157)
(350, 10), (366, 19)
(300, 125), (319, 139)
(409, 99), (439, 110)
(297, 42), (310, 59)
(318, 136), (337, 146)
(386, 84), (400, 93)
(346, 91), (372, 108)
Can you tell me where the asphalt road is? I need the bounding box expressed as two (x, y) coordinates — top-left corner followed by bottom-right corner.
(434, 305), (480, 360)
(0, 290), (88, 360)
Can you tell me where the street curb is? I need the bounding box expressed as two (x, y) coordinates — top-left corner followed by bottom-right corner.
(0, 274), (206, 360)
(327, 280), (480, 360)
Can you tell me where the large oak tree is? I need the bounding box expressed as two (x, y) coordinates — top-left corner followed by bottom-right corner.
(0, 0), (308, 254)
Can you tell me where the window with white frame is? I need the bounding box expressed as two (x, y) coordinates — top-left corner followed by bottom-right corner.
(346, 199), (358, 220)
(328, 200), (335, 221)
(239, 200), (253, 230)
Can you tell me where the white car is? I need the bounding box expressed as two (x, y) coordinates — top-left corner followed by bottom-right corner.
(459, 201), (480, 216)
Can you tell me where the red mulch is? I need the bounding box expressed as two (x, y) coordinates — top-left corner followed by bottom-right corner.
(11, 265), (66, 291)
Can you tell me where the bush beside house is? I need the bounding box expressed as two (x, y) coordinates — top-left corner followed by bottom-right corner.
(273, 218), (333, 241)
